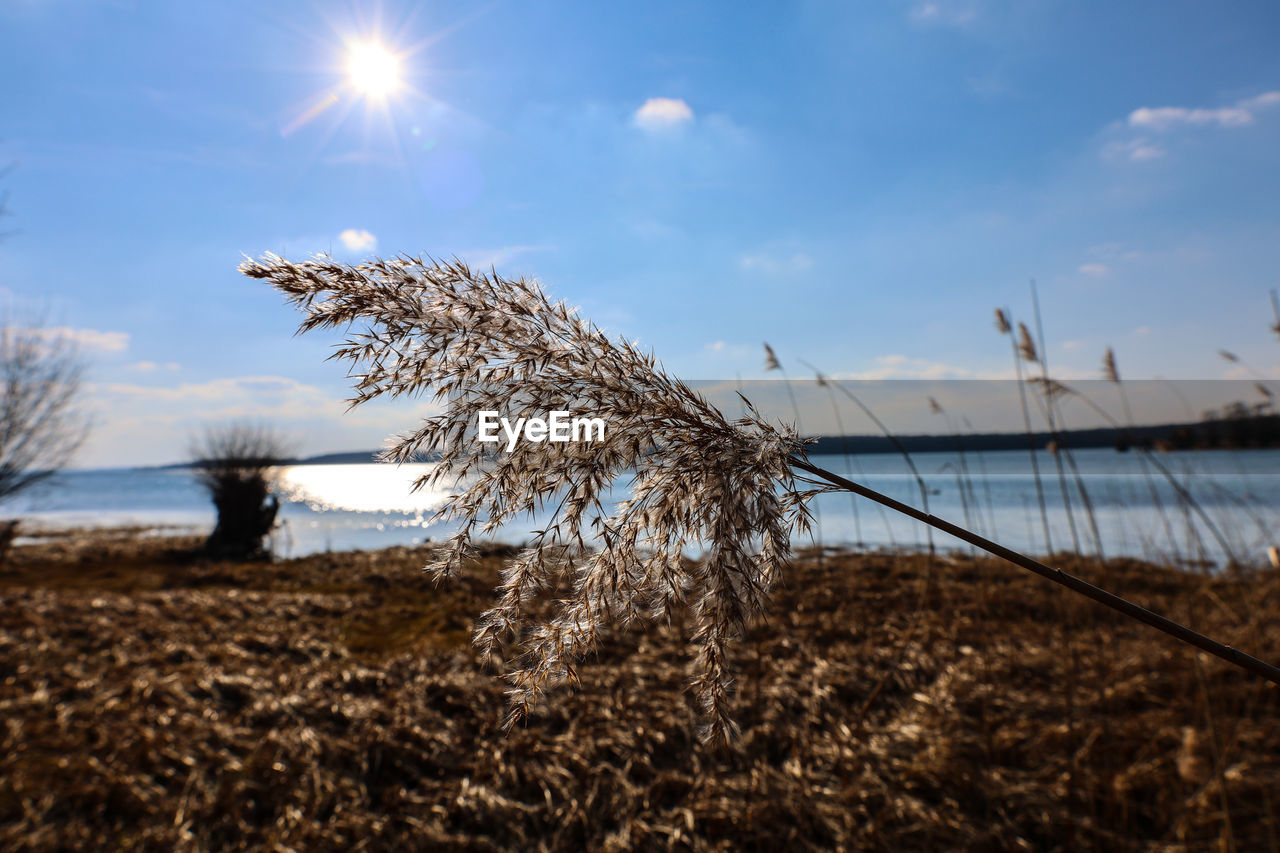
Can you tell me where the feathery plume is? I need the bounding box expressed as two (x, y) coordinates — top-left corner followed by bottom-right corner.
(763, 342), (780, 372)
(1102, 347), (1119, 383)
(1218, 349), (1239, 363)
(994, 308), (1011, 335)
(241, 252), (811, 743)
(1017, 322), (1039, 363)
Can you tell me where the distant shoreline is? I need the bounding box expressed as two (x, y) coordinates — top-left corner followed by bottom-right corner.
(808, 412), (1278, 455)
(138, 412), (1278, 469)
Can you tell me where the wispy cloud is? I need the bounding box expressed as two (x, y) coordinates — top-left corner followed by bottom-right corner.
(703, 340), (751, 359)
(1128, 91), (1280, 131)
(909, 1), (977, 27)
(1077, 262), (1109, 277)
(338, 228), (377, 252)
(633, 97), (694, 131)
(83, 374), (444, 466)
(97, 375), (323, 404)
(33, 326), (130, 352)
(459, 244), (553, 270)
(129, 361), (181, 372)
(835, 355), (975, 380)
(1087, 243), (1143, 262)
(1102, 137), (1165, 163)
(739, 252), (813, 275)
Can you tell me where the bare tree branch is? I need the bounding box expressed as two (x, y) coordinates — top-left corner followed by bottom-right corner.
(0, 319), (90, 504)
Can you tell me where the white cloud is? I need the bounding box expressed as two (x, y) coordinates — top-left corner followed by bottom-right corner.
(1088, 243), (1144, 262)
(460, 244), (552, 270)
(81, 373), (445, 467)
(1128, 91), (1280, 131)
(707, 341), (726, 353)
(338, 228), (377, 252)
(909, 1), (976, 26)
(1102, 137), (1165, 163)
(835, 355), (975, 381)
(1062, 340), (1085, 351)
(739, 252), (813, 275)
(97, 375), (324, 405)
(1077, 262), (1109, 277)
(129, 361), (181, 371)
(633, 97), (694, 131)
(33, 326), (130, 352)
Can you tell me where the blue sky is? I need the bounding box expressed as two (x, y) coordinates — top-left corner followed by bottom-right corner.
(2, 0), (1279, 466)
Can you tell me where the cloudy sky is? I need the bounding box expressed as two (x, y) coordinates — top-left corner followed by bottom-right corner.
(2, 0), (1278, 466)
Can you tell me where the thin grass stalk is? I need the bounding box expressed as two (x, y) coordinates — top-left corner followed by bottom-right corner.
(1271, 288), (1280, 341)
(1194, 652), (1238, 853)
(1105, 348), (1179, 558)
(1036, 377), (1240, 566)
(1039, 391), (1105, 560)
(940, 461), (976, 550)
(1028, 279), (1085, 843)
(810, 369), (868, 548)
(932, 399), (986, 539)
(962, 415), (1000, 541)
(790, 456), (1280, 686)
(765, 344), (824, 564)
(1028, 282), (1082, 554)
(799, 359), (934, 556)
(998, 308), (1053, 554)
(799, 361), (901, 551)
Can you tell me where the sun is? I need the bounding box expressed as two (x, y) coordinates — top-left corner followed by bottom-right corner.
(346, 40), (402, 99)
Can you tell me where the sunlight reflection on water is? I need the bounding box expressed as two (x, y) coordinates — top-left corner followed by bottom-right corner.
(275, 463), (454, 514)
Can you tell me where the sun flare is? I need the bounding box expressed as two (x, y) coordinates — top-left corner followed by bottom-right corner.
(346, 40), (402, 99)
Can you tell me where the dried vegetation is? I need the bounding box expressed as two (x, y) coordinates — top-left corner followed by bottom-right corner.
(2, 531), (1278, 850)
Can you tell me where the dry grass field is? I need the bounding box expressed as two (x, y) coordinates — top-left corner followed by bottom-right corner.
(2, 530), (1278, 851)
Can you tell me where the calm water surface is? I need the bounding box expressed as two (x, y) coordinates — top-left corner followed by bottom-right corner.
(5, 448), (1277, 565)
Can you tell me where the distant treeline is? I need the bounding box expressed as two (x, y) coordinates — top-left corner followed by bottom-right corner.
(807, 409), (1279, 455)
(154, 409), (1277, 470)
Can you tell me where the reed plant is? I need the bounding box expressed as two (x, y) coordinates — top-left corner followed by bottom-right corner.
(245, 252), (1280, 739)
(995, 308), (1053, 554)
(763, 343), (826, 565)
(797, 359), (935, 557)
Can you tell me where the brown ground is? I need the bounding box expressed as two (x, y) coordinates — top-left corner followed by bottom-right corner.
(1, 529), (1278, 851)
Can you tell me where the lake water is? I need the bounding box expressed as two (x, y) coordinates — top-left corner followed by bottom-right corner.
(4, 447), (1277, 566)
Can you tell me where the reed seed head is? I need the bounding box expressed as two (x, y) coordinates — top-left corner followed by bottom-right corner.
(1016, 323), (1039, 363)
(1027, 376), (1073, 401)
(763, 342), (780, 372)
(1102, 347), (1119, 383)
(994, 308), (1011, 335)
(241, 252), (813, 743)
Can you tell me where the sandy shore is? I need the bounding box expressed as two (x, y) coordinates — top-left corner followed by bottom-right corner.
(1, 529), (1278, 850)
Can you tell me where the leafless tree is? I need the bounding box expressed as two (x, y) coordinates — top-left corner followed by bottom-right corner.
(0, 320), (91, 560)
(0, 321), (91, 503)
(189, 422), (291, 560)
